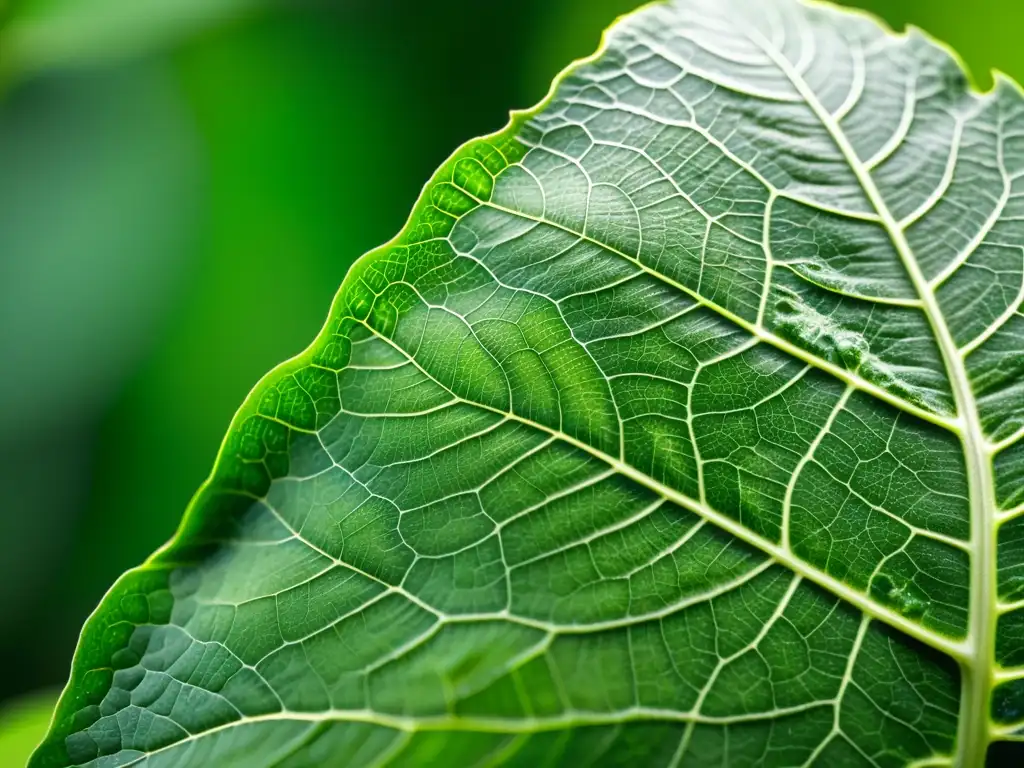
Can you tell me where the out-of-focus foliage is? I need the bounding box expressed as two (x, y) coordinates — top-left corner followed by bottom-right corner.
(0, 54), (201, 687)
(0, 0), (1022, 737)
(0, 65), (199, 440)
(0, 0), (261, 78)
(0, 691), (57, 766)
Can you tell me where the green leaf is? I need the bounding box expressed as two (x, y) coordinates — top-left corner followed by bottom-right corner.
(32, 0), (1024, 765)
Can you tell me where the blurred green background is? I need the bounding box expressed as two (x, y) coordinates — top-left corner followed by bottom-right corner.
(0, 0), (1019, 760)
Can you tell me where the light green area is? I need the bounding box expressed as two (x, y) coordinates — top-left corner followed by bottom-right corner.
(0, 63), (199, 440)
(0, 691), (57, 766)
(29, 0), (1024, 766)
(0, 0), (263, 79)
(0, 61), (201, 646)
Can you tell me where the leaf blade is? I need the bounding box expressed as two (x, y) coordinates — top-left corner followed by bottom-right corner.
(33, 1), (1024, 765)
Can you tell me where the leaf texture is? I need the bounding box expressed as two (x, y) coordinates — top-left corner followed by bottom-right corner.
(31, 0), (1024, 765)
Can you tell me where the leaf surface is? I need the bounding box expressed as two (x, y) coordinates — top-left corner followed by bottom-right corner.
(32, 0), (1024, 765)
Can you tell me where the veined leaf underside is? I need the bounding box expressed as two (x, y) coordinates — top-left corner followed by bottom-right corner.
(31, 0), (1024, 766)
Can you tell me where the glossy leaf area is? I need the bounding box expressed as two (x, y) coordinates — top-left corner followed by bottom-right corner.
(32, 0), (1024, 765)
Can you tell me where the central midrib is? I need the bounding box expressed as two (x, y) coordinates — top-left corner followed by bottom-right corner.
(746, 17), (995, 767)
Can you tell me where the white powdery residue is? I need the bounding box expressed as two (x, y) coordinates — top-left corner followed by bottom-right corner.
(770, 289), (917, 404)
